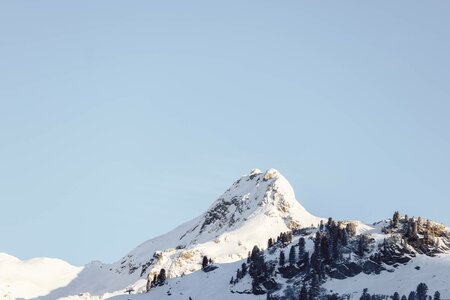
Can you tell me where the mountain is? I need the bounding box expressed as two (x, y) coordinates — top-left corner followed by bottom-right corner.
(1, 168), (449, 300)
(37, 168), (322, 299)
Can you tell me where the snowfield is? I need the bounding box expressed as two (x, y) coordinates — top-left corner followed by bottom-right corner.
(0, 253), (82, 300)
(323, 253), (450, 298)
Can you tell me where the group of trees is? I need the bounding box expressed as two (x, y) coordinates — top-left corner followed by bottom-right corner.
(270, 218), (358, 298)
(268, 231), (294, 248)
(389, 211), (444, 245)
(359, 283), (440, 300)
(202, 255), (213, 270)
(231, 245), (278, 294)
(278, 237), (310, 270)
(146, 268), (166, 292)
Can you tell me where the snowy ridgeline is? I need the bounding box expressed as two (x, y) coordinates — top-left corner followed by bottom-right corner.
(1, 169), (449, 300)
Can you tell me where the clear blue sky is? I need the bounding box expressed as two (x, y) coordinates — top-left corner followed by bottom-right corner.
(1, 1), (449, 266)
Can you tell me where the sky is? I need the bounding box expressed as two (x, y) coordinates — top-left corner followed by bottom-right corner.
(0, 1), (449, 266)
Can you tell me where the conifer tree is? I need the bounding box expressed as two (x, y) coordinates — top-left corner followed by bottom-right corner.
(298, 237), (305, 257)
(320, 236), (330, 262)
(157, 269), (166, 286)
(342, 228), (349, 246)
(358, 235), (367, 257)
(241, 263), (247, 276)
(202, 255), (209, 269)
(299, 285), (308, 300)
(302, 251), (310, 272)
(434, 291), (440, 300)
(289, 246), (296, 265)
(393, 292), (400, 300)
(408, 291), (417, 300)
(279, 251), (285, 266)
(251, 245), (261, 262)
(360, 288), (371, 300)
(417, 283), (428, 300)
(309, 273), (320, 300)
(393, 211), (400, 227)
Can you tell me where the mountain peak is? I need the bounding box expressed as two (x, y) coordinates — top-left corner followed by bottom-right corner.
(188, 168), (320, 245)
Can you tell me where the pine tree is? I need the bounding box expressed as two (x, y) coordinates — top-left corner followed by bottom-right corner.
(289, 246), (296, 265)
(268, 238), (274, 248)
(157, 269), (166, 286)
(299, 284), (308, 300)
(417, 283), (428, 300)
(314, 232), (321, 254)
(279, 250), (285, 266)
(241, 263), (247, 276)
(408, 291), (417, 300)
(236, 268), (242, 280)
(299, 285), (308, 300)
(330, 294), (339, 300)
(393, 292), (400, 300)
(393, 211), (400, 227)
(358, 235), (367, 257)
(320, 236), (330, 261)
(251, 245), (261, 262)
(433, 291), (440, 300)
(342, 228), (349, 246)
(402, 295), (408, 300)
(298, 237), (305, 257)
(360, 288), (371, 300)
(302, 251), (310, 272)
(202, 255), (209, 269)
(309, 273), (320, 300)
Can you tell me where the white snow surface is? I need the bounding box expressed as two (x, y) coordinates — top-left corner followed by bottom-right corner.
(0, 253), (82, 300)
(323, 253), (450, 298)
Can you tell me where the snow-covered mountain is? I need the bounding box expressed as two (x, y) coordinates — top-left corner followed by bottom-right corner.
(36, 168), (322, 299)
(1, 168), (449, 300)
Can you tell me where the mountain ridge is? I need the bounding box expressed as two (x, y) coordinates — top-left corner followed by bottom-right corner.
(1, 168), (448, 300)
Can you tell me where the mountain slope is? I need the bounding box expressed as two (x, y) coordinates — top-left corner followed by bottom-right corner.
(108, 216), (450, 300)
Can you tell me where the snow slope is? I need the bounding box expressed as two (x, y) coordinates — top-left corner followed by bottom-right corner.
(107, 222), (450, 300)
(323, 253), (450, 298)
(0, 253), (82, 300)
